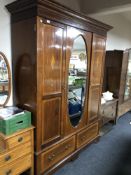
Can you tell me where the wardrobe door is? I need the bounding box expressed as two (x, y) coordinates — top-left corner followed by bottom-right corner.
(63, 27), (92, 136)
(88, 34), (106, 123)
(37, 17), (66, 149)
(119, 50), (129, 104)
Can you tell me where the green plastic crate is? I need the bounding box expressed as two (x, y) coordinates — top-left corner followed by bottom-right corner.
(74, 78), (86, 86)
(0, 111), (31, 135)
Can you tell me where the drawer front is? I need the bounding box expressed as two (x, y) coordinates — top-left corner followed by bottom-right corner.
(77, 123), (98, 148)
(41, 136), (75, 172)
(101, 103), (117, 119)
(0, 137), (6, 153)
(0, 142), (31, 167)
(0, 154), (31, 175)
(7, 130), (31, 149)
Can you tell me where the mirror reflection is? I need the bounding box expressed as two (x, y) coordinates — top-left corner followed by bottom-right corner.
(68, 35), (87, 127)
(0, 53), (9, 106)
(124, 50), (131, 100)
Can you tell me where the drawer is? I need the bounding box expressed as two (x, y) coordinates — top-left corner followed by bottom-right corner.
(77, 123), (98, 148)
(41, 136), (75, 172)
(0, 154), (31, 175)
(102, 109), (116, 119)
(6, 130), (31, 149)
(101, 104), (117, 118)
(0, 137), (6, 153)
(0, 141), (31, 167)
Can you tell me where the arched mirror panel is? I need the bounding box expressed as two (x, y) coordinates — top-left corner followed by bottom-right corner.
(0, 52), (11, 106)
(68, 35), (88, 127)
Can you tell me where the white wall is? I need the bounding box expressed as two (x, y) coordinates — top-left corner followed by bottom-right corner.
(0, 0), (15, 105)
(55, 0), (80, 11)
(80, 0), (131, 14)
(91, 13), (131, 50)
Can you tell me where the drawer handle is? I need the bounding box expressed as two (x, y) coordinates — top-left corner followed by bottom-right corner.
(65, 144), (72, 150)
(102, 110), (104, 115)
(5, 155), (11, 162)
(48, 155), (53, 161)
(18, 137), (23, 142)
(81, 136), (86, 141)
(48, 144), (72, 162)
(52, 154), (56, 158)
(5, 170), (12, 175)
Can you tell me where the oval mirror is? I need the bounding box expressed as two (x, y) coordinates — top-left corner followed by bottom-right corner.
(0, 52), (11, 106)
(68, 35), (87, 127)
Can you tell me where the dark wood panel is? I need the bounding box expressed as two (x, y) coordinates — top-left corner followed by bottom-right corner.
(90, 34), (106, 86)
(119, 50), (129, 104)
(11, 18), (36, 110)
(41, 23), (64, 95)
(103, 50), (123, 98)
(42, 97), (61, 146)
(88, 86), (101, 122)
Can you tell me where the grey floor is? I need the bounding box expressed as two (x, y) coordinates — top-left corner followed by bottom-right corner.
(54, 112), (131, 175)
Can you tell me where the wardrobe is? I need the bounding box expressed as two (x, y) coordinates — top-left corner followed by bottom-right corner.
(103, 50), (131, 118)
(6, 0), (112, 174)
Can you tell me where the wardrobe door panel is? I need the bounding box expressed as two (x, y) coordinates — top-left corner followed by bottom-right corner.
(37, 19), (65, 148)
(42, 23), (64, 96)
(90, 35), (106, 86)
(63, 26), (92, 136)
(88, 34), (106, 122)
(42, 97), (61, 147)
(88, 86), (101, 121)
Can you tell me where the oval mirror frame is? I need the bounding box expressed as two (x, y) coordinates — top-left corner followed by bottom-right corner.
(68, 35), (88, 127)
(0, 52), (11, 107)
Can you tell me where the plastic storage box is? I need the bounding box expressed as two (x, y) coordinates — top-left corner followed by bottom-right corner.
(0, 110), (31, 135)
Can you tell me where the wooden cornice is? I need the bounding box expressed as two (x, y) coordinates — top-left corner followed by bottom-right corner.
(6, 0), (113, 36)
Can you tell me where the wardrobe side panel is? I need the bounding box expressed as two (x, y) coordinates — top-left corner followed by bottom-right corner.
(37, 19), (65, 148)
(88, 34), (106, 122)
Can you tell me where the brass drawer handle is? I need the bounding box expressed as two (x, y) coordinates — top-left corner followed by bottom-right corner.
(81, 135), (86, 141)
(52, 154), (56, 158)
(18, 137), (23, 143)
(65, 145), (69, 150)
(65, 144), (72, 150)
(5, 155), (11, 162)
(48, 154), (56, 161)
(5, 170), (12, 175)
(48, 144), (72, 162)
(48, 155), (53, 161)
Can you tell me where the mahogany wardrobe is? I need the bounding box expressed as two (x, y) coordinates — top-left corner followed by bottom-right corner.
(6, 0), (112, 174)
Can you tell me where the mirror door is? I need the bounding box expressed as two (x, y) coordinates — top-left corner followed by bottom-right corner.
(68, 35), (87, 127)
(63, 27), (92, 135)
(0, 52), (11, 106)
